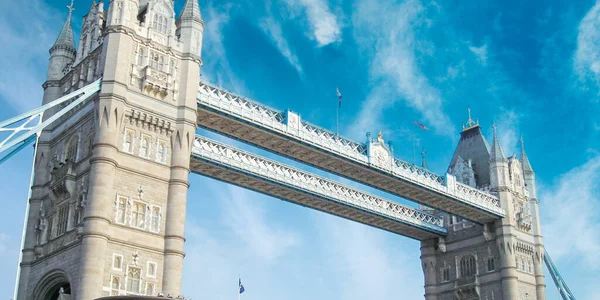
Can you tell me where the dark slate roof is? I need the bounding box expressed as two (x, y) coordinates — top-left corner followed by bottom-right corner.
(51, 11), (76, 54)
(448, 125), (491, 187)
(178, 0), (202, 22)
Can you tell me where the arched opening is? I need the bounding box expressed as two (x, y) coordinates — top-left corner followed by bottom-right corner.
(34, 270), (72, 300)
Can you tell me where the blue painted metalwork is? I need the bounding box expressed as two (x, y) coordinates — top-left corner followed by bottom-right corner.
(0, 78), (101, 165)
(544, 250), (576, 300)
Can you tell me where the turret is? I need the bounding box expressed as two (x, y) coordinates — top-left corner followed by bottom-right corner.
(46, 1), (76, 88)
(489, 124), (509, 189)
(520, 138), (537, 199)
(176, 0), (204, 57)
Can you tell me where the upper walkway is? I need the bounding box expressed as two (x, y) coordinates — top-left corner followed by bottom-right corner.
(196, 82), (505, 223)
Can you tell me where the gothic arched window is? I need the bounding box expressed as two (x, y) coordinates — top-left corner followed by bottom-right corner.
(123, 129), (134, 153)
(459, 255), (477, 278)
(158, 56), (164, 71)
(156, 141), (167, 163)
(66, 136), (79, 162)
(138, 47), (145, 66)
(126, 266), (141, 293)
(139, 135), (150, 158)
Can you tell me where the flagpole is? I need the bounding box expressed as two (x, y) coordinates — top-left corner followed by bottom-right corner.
(336, 103), (339, 135)
(238, 276), (241, 300)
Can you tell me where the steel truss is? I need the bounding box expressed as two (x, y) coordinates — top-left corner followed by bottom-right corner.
(0, 79), (102, 164)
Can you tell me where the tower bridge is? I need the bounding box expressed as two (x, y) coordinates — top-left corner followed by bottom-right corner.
(0, 0), (576, 299)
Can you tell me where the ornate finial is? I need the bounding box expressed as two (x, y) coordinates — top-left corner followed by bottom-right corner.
(492, 122), (497, 136)
(67, 0), (75, 17)
(464, 108), (476, 129)
(520, 136), (525, 148)
(377, 130), (384, 144)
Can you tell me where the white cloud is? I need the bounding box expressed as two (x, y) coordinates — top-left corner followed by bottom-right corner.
(469, 43), (488, 66)
(259, 16), (304, 74)
(574, 1), (600, 97)
(202, 3), (248, 94)
(540, 154), (600, 268)
(493, 109), (521, 155)
(349, 0), (455, 138)
(317, 215), (423, 300)
(0, 0), (62, 112)
(219, 186), (299, 262)
(284, 0), (342, 46)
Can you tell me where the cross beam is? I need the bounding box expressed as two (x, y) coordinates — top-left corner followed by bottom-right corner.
(0, 79), (102, 164)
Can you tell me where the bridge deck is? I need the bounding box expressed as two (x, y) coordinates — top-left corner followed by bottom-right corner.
(196, 83), (505, 224)
(190, 136), (446, 240)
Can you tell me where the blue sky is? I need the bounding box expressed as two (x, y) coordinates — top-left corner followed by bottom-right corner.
(0, 0), (599, 299)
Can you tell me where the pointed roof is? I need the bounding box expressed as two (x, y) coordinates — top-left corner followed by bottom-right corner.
(51, 0), (76, 54)
(448, 110), (491, 187)
(489, 124), (508, 164)
(178, 0), (202, 23)
(520, 138), (534, 174)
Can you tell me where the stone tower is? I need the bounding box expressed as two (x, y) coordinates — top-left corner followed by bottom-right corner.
(420, 113), (546, 300)
(15, 0), (204, 298)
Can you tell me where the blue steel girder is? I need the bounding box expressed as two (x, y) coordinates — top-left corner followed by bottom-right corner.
(544, 250), (576, 300)
(190, 135), (447, 240)
(196, 82), (505, 224)
(0, 79), (102, 164)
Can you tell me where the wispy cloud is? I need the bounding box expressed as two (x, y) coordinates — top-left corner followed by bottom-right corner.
(201, 3), (248, 94)
(489, 109), (521, 155)
(283, 0), (342, 46)
(259, 16), (304, 74)
(349, 0), (455, 138)
(574, 1), (600, 98)
(0, 0), (62, 112)
(318, 215), (423, 300)
(541, 154), (600, 268)
(219, 186), (299, 262)
(469, 43), (489, 66)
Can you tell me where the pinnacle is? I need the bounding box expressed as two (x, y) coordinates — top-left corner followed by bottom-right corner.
(178, 0), (202, 23)
(51, 2), (76, 54)
(489, 124), (507, 163)
(520, 138), (534, 174)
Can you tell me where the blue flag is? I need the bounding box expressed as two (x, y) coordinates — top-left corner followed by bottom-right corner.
(239, 278), (245, 294)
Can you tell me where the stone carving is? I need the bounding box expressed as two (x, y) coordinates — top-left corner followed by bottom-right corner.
(35, 205), (48, 245)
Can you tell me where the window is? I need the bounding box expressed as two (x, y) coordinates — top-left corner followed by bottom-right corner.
(113, 254), (123, 270)
(139, 135), (151, 158)
(126, 266), (141, 294)
(147, 261), (157, 278)
(156, 141), (167, 163)
(150, 206), (160, 232)
(487, 257), (495, 272)
(459, 255), (477, 278)
(146, 282), (155, 296)
(138, 47), (145, 66)
(123, 129), (135, 153)
(132, 201), (146, 229)
(56, 204), (69, 236)
(111, 276), (121, 296)
(86, 134), (93, 157)
(116, 196), (128, 225)
(158, 56), (164, 71)
(66, 136), (79, 162)
(153, 14), (167, 34)
(527, 259), (532, 274)
(441, 266), (450, 282)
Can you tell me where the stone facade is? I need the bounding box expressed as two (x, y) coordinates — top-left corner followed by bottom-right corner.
(420, 118), (546, 300)
(16, 1), (203, 299)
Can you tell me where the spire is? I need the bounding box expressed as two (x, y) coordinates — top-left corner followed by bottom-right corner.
(520, 137), (534, 174)
(178, 0), (202, 23)
(489, 123), (507, 163)
(421, 148), (428, 169)
(51, 0), (76, 54)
